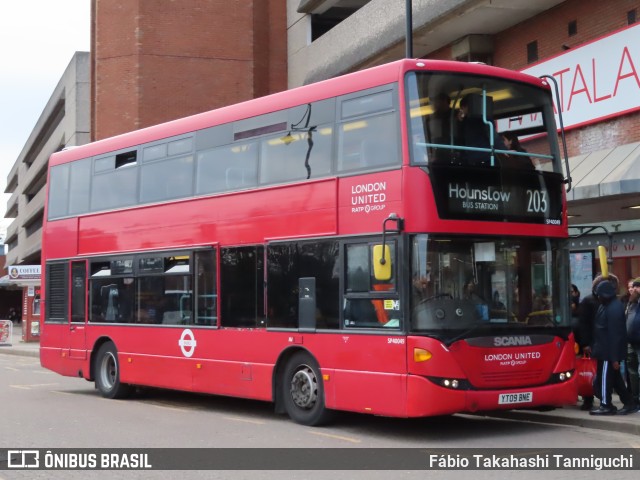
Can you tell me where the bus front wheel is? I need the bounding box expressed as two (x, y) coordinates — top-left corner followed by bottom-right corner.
(282, 352), (332, 426)
(94, 342), (131, 399)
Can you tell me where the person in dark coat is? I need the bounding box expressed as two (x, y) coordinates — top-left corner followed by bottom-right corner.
(576, 274), (618, 410)
(7, 308), (19, 324)
(590, 280), (636, 415)
(501, 131), (534, 169)
(427, 93), (456, 164)
(625, 278), (640, 410)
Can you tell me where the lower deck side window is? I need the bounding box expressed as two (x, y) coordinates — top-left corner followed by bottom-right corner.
(87, 250), (215, 326)
(220, 246), (265, 327)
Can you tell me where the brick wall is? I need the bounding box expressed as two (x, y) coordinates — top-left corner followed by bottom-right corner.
(494, 0), (640, 156)
(495, 0), (640, 71)
(92, 0), (287, 141)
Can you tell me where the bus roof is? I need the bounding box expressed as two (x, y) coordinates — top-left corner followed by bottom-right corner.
(49, 59), (549, 167)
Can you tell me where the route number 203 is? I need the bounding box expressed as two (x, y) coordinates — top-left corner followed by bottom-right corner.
(526, 189), (548, 213)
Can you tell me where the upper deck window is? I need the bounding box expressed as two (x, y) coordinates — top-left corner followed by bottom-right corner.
(46, 86), (401, 221)
(68, 158), (91, 216)
(140, 154), (194, 203)
(91, 161), (138, 211)
(341, 90), (394, 118)
(405, 71), (561, 174)
(115, 151), (137, 168)
(337, 86), (400, 172)
(47, 163), (70, 219)
(260, 126), (333, 184)
(168, 137), (193, 156)
(143, 144), (167, 162)
(196, 142), (258, 194)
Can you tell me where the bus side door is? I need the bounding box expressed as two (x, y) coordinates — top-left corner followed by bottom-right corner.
(69, 260), (87, 359)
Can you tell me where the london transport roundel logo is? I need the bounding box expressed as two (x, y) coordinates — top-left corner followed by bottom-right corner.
(179, 329), (197, 358)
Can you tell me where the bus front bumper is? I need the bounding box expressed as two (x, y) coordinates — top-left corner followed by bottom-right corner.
(406, 374), (577, 417)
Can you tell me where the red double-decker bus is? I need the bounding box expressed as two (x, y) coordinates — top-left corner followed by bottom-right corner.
(41, 59), (575, 425)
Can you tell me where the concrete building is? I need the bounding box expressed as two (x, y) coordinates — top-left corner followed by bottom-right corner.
(3, 52), (90, 340)
(287, 0), (640, 285)
(4, 52), (91, 267)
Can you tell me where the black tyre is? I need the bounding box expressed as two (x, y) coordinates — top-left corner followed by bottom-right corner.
(94, 342), (131, 399)
(282, 351), (333, 426)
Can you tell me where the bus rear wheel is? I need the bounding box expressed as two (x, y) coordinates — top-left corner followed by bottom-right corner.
(94, 342), (131, 399)
(282, 352), (332, 426)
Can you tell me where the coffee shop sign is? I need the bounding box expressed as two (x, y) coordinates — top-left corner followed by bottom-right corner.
(8, 265), (41, 280)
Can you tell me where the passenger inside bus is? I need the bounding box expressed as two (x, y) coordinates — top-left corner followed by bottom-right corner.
(344, 267), (377, 327)
(412, 273), (433, 301)
(463, 278), (489, 321)
(456, 94), (507, 166)
(426, 93), (457, 164)
(344, 298), (377, 327)
(499, 131), (535, 169)
(532, 285), (552, 312)
(100, 284), (119, 322)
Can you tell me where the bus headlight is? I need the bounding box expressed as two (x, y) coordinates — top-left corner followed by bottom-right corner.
(559, 371), (572, 382)
(442, 379), (460, 389)
(426, 377), (471, 390)
(552, 370), (574, 383)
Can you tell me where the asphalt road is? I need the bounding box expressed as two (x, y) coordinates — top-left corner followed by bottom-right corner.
(0, 354), (638, 480)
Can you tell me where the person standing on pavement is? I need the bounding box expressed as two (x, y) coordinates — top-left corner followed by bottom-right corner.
(7, 307), (18, 324)
(570, 284), (580, 317)
(590, 280), (637, 415)
(577, 273), (618, 410)
(625, 277), (640, 410)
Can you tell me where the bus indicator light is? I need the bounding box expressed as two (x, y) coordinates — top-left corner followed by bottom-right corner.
(414, 348), (432, 362)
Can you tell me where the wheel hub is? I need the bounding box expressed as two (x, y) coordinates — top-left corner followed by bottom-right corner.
(101, 352), (117, 389)
(290, 366), (317, 409)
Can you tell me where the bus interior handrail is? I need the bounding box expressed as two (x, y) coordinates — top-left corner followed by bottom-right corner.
(416, 142), (554, 160)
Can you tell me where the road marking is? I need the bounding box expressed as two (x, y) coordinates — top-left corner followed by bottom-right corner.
(147, 402), (188, 412)
(141, 398), (213, 412)
(50, 390), (71, 395)
(308, 431), (361, 443)
(223, 416), (265, 425)
(9, 383), (58, 390)
(4, 367), (18, 371)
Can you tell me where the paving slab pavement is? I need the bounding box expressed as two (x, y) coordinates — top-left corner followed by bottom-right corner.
(0, 322), (39, 358)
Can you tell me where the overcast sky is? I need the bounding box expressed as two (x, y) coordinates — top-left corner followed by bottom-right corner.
(0, 1), (90, 239)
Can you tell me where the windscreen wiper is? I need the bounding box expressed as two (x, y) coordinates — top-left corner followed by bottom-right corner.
(445, 323), (490, 346)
